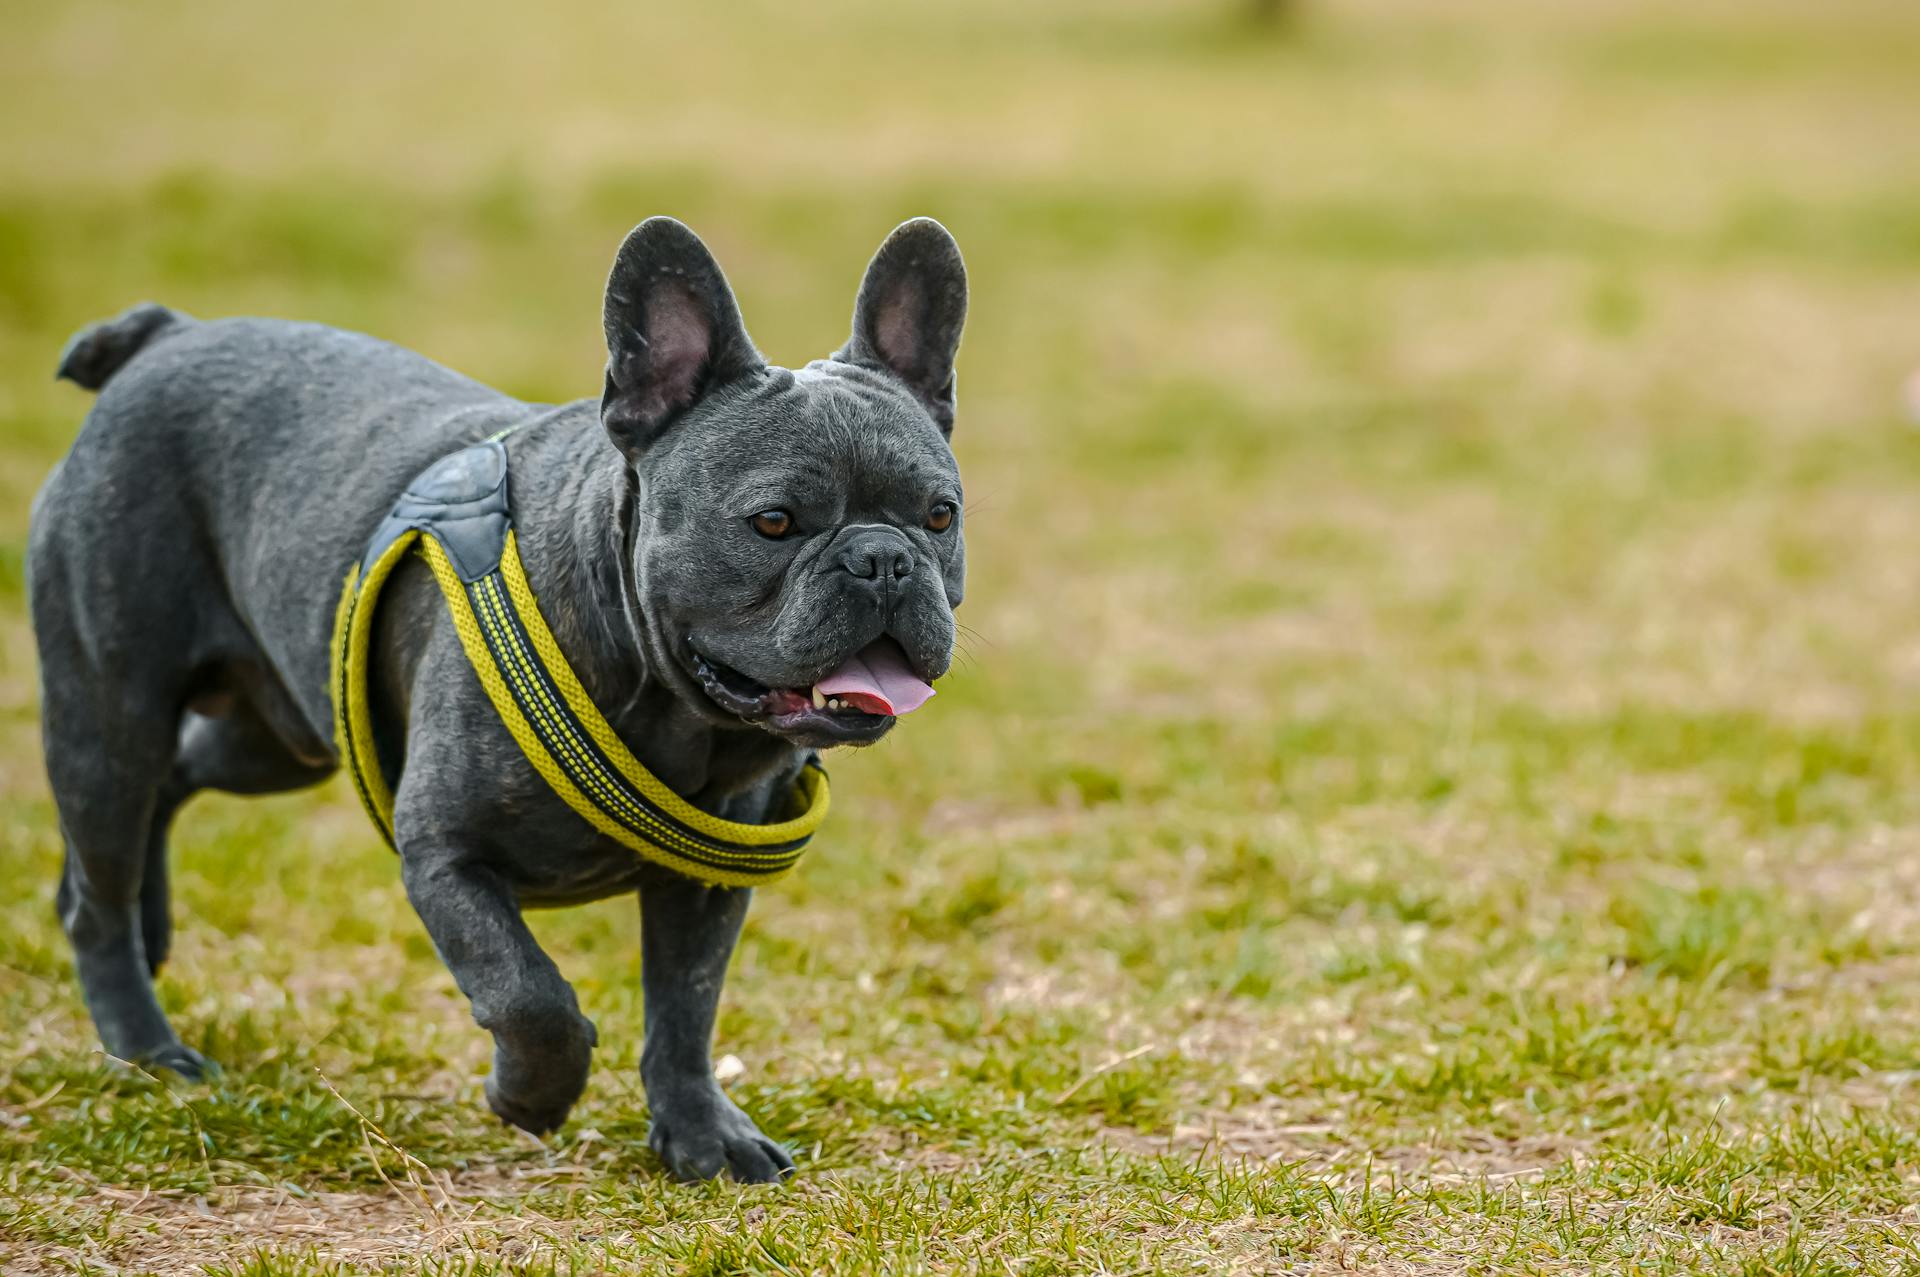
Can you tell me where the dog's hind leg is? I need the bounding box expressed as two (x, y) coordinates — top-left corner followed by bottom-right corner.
(42, 662), (212, 1078)
(137, 779), (189, 978)
(141, 671), (339, 975)
(30, 521), (242, 1077)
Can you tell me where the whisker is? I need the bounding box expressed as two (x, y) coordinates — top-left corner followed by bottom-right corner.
(955, 622), (996, 651)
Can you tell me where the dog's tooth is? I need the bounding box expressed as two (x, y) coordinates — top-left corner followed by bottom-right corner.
(829, 698), (841, 711)
(811, 687), (826, 709)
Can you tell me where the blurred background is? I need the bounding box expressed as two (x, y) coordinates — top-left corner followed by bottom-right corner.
(4, 0), (1918, 737)
(6, 0), (1920, 1265)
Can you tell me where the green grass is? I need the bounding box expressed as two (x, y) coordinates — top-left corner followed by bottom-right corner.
(6, 0), (1920, 1272)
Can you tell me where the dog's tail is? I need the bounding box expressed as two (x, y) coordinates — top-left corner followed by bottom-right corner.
(56, 302), (187, 391)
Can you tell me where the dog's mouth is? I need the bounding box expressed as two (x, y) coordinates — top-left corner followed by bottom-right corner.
(689, 637), (936, 745)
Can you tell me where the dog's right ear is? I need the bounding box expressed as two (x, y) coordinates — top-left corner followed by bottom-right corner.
(601, 218), (764, 462)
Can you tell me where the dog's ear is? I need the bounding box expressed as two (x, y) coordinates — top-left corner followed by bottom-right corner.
(839, 218), (968, 435)
(601, 218), (764, 461)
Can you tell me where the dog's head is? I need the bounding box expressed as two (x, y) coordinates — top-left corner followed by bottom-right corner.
(600, 217), (967, 750)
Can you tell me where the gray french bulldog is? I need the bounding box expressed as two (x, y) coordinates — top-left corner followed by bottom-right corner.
(28, 217), (968, 1182)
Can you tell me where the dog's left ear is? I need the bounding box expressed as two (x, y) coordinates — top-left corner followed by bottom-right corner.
(601, 217), (764, 461)
(839, 218), (968, 435)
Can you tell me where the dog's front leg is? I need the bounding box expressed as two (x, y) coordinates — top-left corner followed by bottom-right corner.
(639, 878), (794, 1182)
(401, 849), (597, 1135)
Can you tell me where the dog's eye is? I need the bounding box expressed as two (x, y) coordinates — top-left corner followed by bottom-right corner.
(926, 502), (955, 533)
(750, 509), (795, 539)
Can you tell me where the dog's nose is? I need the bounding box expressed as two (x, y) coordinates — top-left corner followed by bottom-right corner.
(835, 526), (914, 582)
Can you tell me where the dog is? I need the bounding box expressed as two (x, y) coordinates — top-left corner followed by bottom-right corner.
(29, 217), (968, 1182)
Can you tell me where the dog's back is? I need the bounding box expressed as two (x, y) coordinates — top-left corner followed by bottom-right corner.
(34, 307), (533, 735)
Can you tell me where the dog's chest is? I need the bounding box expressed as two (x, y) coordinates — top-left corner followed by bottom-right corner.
(501, 820), (659, 905)
(417, 705), (800, 908)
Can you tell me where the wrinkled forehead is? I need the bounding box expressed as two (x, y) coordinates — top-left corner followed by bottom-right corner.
(674, 363), (959, 504)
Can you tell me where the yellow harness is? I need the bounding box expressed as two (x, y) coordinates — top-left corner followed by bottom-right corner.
(329, 440), (829, 888)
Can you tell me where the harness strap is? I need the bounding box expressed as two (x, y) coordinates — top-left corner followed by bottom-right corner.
(329, 442), (829, 888)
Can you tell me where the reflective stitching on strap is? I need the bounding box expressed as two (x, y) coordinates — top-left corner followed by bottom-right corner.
(468, 579), (774, 871)
(470, 572), (807, 865)
(495, 539), (828, 847)
(330, 514), (828, 889)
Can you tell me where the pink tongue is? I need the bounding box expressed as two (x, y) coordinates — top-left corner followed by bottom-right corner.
(815, 640), (936, 716)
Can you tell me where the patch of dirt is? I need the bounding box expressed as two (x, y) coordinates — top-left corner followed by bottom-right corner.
(2, 1169), (574, 1276)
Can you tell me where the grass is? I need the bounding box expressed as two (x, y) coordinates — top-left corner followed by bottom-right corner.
(5, 0), (1920, 1271)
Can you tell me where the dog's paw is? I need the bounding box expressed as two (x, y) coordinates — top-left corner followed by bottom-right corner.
(481, 1011), (596, 1137)
(112, 1041), (217, 1082)
(649, 1090), (795, 1184)
(485, 1072), (576, 1137)
(152, 1043), (217, 1081)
